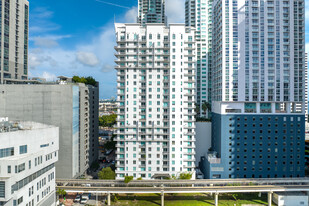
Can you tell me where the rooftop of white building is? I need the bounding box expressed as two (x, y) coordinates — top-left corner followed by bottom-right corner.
(0, 118), (56, 134)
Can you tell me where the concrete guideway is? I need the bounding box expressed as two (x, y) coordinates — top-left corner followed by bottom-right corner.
(56, 177), (309, 186)
(56, 185), (309, 206)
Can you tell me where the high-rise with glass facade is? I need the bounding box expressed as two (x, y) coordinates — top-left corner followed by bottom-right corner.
(138, 0), (167, 25)
(0, 0), (29, 83)
(185, 0), (213, 117)
(115, 0), (197, 180)
(200, 0), (306, 179)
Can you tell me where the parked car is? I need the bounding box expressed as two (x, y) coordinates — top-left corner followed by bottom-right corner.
(80, 194), (90, 204)
(80, 198), (88, 204)
(74, 195), (81, 202)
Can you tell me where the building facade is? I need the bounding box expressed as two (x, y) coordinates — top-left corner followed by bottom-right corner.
(0, 78), (99, 179)
(201, 0), (305, 179)
(0, 0), (29, 83)
(99, 99), (118, 115)
(0, 119), (59, 206)
(138, 0), (167, 25)
(305, 53), (308, 122)
(114, 22), (196, 179)
(185, 0), (213, 116)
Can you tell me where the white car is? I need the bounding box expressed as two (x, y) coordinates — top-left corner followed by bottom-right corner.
(80, 198), (88, 204)
(74, 195), (81, 202)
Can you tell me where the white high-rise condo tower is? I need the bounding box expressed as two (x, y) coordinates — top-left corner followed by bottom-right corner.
(185, 0), (213, 117)
(200, 0), (306, 179)
(138, 0), (167, 25)
(0, 0), (29, 83)
(115, 1), (197, 179)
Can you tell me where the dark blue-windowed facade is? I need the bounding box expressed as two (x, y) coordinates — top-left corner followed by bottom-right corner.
(200, 113), (305, 179)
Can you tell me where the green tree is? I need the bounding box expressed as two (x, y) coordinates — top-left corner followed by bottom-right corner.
(124, 176), (134, 183)
(57, 189), (67, 198)
(99, 114), (117, 127)
(98, 167), (116, 180)
(195, 102), (200, 117)
(202, 102), (211, 114)
(72, 76), (97, 86)
(178, 172), (192, 180)
(104, 134), (116, 150)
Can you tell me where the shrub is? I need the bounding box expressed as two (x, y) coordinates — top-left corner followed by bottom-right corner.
(124, 176), (134, 184)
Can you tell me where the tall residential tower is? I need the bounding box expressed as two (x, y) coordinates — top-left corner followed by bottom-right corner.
(185, 0), (213, 117)
(138, 0), (167, 25)
(0, 0), (29, 83)
(115, 1), (196, 179)
(201, 0), (306, 179)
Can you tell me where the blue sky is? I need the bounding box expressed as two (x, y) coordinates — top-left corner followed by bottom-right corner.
(29, 0), (309, 99)
(28, 0), (185, 99)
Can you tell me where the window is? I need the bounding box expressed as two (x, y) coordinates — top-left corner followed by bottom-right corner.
(19, 145), (27, 154)
(0, 147), (14, 158)
(0, 181), (4, 198)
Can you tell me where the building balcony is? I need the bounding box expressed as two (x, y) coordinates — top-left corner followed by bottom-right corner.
(184, 158), (196, 162)
(184, 132), (196, 136)
(115, 150), (125, 155)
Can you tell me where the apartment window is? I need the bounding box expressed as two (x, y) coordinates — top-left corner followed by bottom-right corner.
(19, 145), (27, 154)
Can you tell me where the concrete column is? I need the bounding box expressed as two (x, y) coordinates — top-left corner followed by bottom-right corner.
(161, 191), (164, 206)
(214, 193), (219, 206)
(96, 192), (98, 206)
(268, 192), (273, 206)
(107, 193), (111, 206)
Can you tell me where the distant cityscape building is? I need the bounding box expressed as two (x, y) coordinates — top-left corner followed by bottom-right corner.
(185, 0), (213, 116)
(200, 0), (305, 179)
(0, 0), (29, 83)
(99, 99), (118, 115)
(114, 22), (197, 179)
(138, 0), (167, 25)
(0, 119), (58, 206)
(0, 77), (99, 179)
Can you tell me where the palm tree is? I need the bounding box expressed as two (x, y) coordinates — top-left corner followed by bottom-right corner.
(194, 102), (200, 117)
(57, 189), (67, 202)
(202, 102), (212, 117)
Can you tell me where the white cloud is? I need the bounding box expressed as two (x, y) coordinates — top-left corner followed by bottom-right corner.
(33, 37), (58, 48)
(31, 35), (71, 48)
(306, 1), (309, 23)
(166, 0), (185, 23)
(41, 72), (57, 81)
(76, 51), (100, 67)
(29, 7), (60, 34)
(124, 7), (138, 23)
(101, 64), (114, 73)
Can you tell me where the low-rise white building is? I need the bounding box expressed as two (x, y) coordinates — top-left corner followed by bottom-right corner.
(273, 192), (308, 206)
(0, 119), (59, 206)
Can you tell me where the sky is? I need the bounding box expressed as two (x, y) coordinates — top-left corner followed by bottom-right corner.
(29, 0), (309, 99)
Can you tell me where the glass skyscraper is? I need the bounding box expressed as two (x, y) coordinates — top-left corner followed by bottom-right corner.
(138, 0), (167, 25)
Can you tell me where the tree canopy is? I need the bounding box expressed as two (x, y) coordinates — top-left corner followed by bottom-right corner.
(124, 176), (134, 183)
(72, 76), (97, 86)
(98, 167), (116, 180)
(178, 172), (192, 180)
(99, 114), (117, 127)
